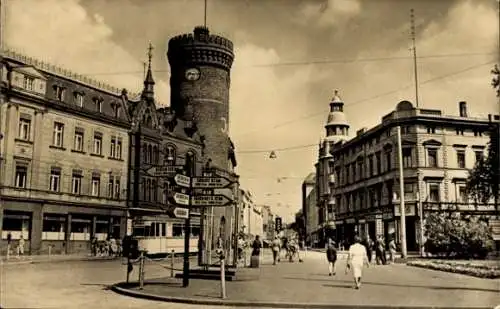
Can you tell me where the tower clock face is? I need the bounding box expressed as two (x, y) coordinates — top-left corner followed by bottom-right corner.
(185, 68), (200, 81)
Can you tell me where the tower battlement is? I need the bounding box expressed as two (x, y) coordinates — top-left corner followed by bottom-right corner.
(167, 26), (234, 71)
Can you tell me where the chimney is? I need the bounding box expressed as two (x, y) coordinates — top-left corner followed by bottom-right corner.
(459, 101), (467, 117)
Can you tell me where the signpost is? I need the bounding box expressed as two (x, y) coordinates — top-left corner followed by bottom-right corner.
(165, 170), (237, 288)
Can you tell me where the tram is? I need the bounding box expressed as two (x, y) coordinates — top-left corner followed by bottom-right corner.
(132, 218), (200, 255)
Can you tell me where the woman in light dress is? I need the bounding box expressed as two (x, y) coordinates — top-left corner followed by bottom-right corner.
(346, 235), (370, 289)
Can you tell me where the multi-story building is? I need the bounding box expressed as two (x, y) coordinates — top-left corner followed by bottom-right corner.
(327, 98), (498, 251)
(301, 172), (319, 247)
(238, 189), (263, 239)
(0, 50), (132, 254)
(315, 91), (350, 246)
(261, 205), (275, 241)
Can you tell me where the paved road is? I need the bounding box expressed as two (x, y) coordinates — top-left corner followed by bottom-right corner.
(0, 258), (247, 309)
(0, 251), (499, 308)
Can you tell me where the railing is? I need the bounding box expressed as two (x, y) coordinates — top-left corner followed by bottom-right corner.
(422, 202), (497, 212)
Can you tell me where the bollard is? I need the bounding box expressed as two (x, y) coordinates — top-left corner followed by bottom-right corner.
(170, 250), (175, 278)
(220, 256), (226, 299)
(48, 245), (52, 258)
(139, 251), (145, 290)
(6, 244), (10, 261)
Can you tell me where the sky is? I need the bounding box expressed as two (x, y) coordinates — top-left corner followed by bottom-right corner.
(3, 0), (499, 223)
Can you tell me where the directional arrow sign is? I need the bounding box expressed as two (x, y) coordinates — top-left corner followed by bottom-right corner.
(156, 165), (184, 177)
(174, 174), (190, 188)
(214, 188), (234, 200)
(173, 192), (190, 206)
(173, 207), (189, 219)
(192, 176), (233, 189)
(192, 195), (232, 207)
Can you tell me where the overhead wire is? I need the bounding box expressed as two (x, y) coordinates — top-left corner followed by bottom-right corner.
(233, 58), (497, 141)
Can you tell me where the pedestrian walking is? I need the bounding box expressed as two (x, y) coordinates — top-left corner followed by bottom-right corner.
(326, 237), (337, 276)
(375, 235), (387, 265)
(363, 236), (374, 264)
(6, 232), (12, 260)
(271, 236), (281, 265)
(91, 237), (98, 256)
(388, 239), (397, 263)
(17, 235), (25, 258)
(345, 235), (370, 289)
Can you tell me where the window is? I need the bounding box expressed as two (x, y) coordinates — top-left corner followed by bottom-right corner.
(458, 186), (467, 203)
(375, 152), (381, 174)
(49, 168), (61, 192)
(18, 118), (31, 140)
(401, 126), (411, 134)
(164, 145), (176, 165)
(54, 86), (65, 101)
(475, 151), (483, 164)
(93, 133), (102, 155)
(93, 98), (102, 112)
(429, 184), (440, 202)
(112, 103), (120, 118)
(23, 76), (35, 91)
(71, 171), (82, 195)
(456, 128), (464, 136)
(74, 92), (84, 107)
(110, 137), (122, 159)
(172, 224), (183, 237)
(74, 130), (84, 152)
(151, 180), (157, 201)
(385, 151), (392, 171)
(162, 181), (171, 204)
(15, 164), (28, 188)
(107, 176), (121, 199)
(91, 175), (100, 196)
(427, 149), (438, 167)
(368, 156), (374, 177)
(402, 148), (412, 168)
(427, 126), (436, 134)
(457, 150), (466, 168)
(53, 122), (64, 147)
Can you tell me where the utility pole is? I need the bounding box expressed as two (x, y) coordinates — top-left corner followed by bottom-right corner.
(410, 8), (420, 108)
(396, 126), (407, 259)
(204, 0), (208, 27)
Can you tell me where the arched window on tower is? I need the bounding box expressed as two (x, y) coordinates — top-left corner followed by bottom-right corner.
(147, 145), (153, 164)
(142, 144), (148, 163)
(164, 145), (176, 165)
(185, 151), (196, 177)
(152, 146), (158, 164)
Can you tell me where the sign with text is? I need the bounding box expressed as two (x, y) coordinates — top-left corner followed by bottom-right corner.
(192, 176), (233, 189)
(156, 165), (184, 177)
(394, 204), (416, 217)
(173, 192), (190, 206)
(174, 174), (191, 188)
(173, 207), (189, 219)
(191, 195), (232, 207)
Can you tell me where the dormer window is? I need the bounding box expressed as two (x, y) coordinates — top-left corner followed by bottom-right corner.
(74, 92), (84, 107)
(54, 86), (65, 101)
(23, 76), (34, 91)
(93, 98), (103, 113)
(111, 102), (120, 118)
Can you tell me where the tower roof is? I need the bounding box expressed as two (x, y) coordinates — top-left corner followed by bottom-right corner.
(142, 43), (155, 101)
(325, 89), (349, 128)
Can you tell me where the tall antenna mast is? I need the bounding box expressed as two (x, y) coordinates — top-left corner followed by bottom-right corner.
(143, 61), (146, 79)
(204, 0), (207, 27)
(410, 9), (420, 108)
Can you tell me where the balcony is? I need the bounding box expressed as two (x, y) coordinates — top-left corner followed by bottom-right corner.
(392, 192), (418, 203)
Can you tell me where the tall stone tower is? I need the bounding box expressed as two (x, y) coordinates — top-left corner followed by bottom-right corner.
(167, 26), (235, 170)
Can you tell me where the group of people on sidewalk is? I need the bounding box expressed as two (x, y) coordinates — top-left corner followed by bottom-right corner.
(5, 233), (25, 259)
(90, 236), (122, 257)
(325, 234), (399, 289)
(237, 234), (304, 267)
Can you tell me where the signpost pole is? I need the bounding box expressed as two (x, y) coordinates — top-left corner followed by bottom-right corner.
(182, 177), (192, 288)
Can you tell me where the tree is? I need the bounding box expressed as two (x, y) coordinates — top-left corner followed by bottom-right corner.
(467, 153), (493, 204)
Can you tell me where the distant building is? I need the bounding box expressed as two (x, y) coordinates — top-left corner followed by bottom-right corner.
(261, 205), (275, 240)
(238, 189), (263, 239)
(301, 172), (320, 246)
(323, 97), (498, 251)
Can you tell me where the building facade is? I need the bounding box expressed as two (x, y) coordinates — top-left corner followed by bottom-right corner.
(301, 173), (320, 247)
(0, 50), (131, 254)
(329, 99), (498, 251)
(238, 189), (263, 239)
(315, 91), (350, 246)
(261, 205), (275, 241)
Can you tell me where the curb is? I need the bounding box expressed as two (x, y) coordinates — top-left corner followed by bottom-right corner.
(110, 282), (490, 309)
(0, 256), (117, 266)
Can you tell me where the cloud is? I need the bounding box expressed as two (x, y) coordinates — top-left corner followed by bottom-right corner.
(4, 0), (171, 103)
(296, 0), (361, 27)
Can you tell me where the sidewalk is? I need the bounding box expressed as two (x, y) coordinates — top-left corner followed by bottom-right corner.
(112, 250), (500, 308)
(0, 253), (117, 266)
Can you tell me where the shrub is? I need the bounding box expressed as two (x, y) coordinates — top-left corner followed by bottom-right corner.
(424, 213), (494, 259)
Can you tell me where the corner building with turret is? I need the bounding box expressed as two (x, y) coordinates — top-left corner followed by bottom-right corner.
(167, 26), (238, 259)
